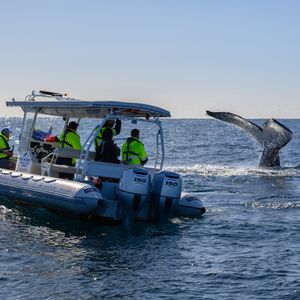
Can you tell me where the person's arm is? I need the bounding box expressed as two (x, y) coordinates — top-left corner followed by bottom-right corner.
(114, 143), (121, 157)
(3, 149), (13, 158)
(114, 119), (121, 135)
(141, 158), (148, 165)
(139, 143), (148, 165)
(121, 142), (127, 162)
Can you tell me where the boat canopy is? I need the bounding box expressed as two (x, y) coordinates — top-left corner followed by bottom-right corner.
(6, 99), (171, 118)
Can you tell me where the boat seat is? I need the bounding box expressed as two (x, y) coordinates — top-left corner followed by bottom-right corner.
(41, 162), (81, 177)
(40, 148), (95, 178)
(53, 147), (95, 160)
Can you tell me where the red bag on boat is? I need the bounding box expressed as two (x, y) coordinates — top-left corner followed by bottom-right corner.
(45, 135), (59, 142)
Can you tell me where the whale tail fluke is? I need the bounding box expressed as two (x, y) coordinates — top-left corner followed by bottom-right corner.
(206, 111), (263, 145)
(206, 111), (293, 167)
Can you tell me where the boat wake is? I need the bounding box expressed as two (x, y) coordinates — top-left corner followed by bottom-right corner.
(0, 204), (25, 223)
(0, 205), (13, 216)
(166, 164), (299, 177)
(245, 200), (300, 209)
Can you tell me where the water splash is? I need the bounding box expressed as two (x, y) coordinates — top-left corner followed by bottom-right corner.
(0, 205), (12, 216)
(166, 164), (299, 177)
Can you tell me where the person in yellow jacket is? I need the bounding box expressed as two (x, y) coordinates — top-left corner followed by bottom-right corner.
(56, 121), (82, 179)
(0, 127), (15, 170)
(94, 119), (121, 151)
(122, 129), (148, 165)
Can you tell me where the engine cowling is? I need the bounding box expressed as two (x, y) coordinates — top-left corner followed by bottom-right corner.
(117, 168), (150, 225)
(149, 171), (182, 222)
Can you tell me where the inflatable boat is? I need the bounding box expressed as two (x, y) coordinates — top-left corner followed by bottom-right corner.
(3, 90), (205, 225)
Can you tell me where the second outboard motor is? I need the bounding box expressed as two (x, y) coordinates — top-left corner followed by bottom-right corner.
(117, 168), (151, 225)
(150, 171), (182, 222)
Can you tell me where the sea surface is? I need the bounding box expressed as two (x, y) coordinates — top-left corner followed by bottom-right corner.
(1, 117), (300, 299)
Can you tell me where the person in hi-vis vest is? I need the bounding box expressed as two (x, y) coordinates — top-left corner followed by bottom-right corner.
(122, 129), (148, 165)
(0, 127), (15, 170)
(56, 121), (82, 180)
(94, 119), (121, 151)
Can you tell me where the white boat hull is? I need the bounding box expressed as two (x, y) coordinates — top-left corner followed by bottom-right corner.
(0, 168), (205, 225)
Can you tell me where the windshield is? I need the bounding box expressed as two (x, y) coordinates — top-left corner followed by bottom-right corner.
(79, 117), (163, 169)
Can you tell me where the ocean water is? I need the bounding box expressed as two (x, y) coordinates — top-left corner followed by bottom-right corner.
(1, 118), (300, 299)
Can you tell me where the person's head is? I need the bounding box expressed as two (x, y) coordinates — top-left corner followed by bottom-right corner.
(104, 119), (115, 128)
(68, 121), (79, 131)
(1, 127), (11, 138)
(102, 128), (113, 141)
(131, 128), (140, 139)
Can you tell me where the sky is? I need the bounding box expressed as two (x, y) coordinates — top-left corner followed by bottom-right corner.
(0, 0), (299, 118)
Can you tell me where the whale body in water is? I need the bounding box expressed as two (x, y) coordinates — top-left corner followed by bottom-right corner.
(206, 111), (293, 167)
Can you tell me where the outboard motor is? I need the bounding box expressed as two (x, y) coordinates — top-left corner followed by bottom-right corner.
(117, 168), (151, 225)
(149, 171), (182, 222)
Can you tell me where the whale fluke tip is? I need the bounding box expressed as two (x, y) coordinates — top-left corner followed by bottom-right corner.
(206, 110), (215, 117)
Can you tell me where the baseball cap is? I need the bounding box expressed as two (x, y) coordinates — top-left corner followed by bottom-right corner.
(1, 127), (12, 135)
(68, 121), (79, 130)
